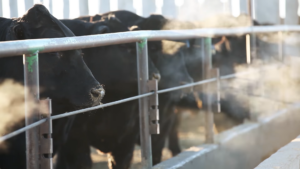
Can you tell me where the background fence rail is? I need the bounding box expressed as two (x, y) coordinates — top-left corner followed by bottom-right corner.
(0, 25), (299, 58)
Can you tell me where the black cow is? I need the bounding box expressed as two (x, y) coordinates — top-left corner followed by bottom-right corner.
(55, 13), (193, 168)
(92, 11), (252, 159)
(79, 11), (195, 165)
(0, 5), (104, 169)
(167, 34), (253, 156)
(55, 17), (162, 169)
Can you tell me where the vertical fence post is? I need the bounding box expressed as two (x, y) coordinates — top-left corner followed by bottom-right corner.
(247, 0), (256, 62)
(39, 99), (53, 169)
(0, 0), (2, 17)
(24, 51), (40, 169)
(247, 0), (257, 121)
(202, 38), (214, 143)
(279, 0), (285, 63)
(136, 39), (152, 169)
(279, 0), (286, 103)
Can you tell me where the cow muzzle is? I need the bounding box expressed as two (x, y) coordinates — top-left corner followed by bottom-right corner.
(91, 87), (105, 101)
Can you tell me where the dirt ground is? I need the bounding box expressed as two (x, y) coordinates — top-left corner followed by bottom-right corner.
(91, 111), (240, 169)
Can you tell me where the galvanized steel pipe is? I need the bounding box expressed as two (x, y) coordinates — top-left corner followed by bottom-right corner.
(202, 38), (214, 143)
(0, 25), (299, 58)
(23, 51), (40, 169)
(136, 39), (153, 168)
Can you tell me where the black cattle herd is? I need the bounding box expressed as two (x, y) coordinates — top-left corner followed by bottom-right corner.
(0, 4), (260, 169)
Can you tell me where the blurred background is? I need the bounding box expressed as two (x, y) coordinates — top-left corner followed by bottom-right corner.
(2, 1), (300, 169)
(0, 0), (299, 24)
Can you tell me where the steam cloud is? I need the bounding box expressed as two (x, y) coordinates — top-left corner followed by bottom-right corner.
(0, 79), (37, 151)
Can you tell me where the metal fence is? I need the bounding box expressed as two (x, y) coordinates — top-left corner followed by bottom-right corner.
(0, 24), (298, 169)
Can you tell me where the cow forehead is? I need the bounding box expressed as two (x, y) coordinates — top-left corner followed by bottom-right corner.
(36, 26), (65, 39)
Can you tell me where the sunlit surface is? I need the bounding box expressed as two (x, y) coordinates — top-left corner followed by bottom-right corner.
(52, 0), (63, 19)
(155, 0), (163, 14)
(17, 0), (25, 17)
(231, 0), (240, 17)
(110, 0), (118, 11)
(88, 0), (100, 15)
(292, 138), (300, 142)
(69, 0), (79, 19)
(33, 0), (41, 4)
(246, 34), (251, 64)
(175, 0), (184, 7)
(251, 0), (256, 19)
(298, 0), (300, 16)
(185, 146), (203, 152)
(133, 0), (142, 16)
(279, 0), (286, 19)
(2, 0), (10, 18)
(198, 0), (205, 5)
(43, 0), (50, 12)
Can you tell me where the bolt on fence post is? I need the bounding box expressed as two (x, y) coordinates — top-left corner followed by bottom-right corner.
(202, 37), (214, 143)
(23, 51), (40, 169)
(136, 38), (152, 169)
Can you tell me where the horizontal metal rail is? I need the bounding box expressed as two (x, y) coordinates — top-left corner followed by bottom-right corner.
(0, 25), (299, 58)
(0, 119), (46, 143)
(0, 67), (266, 143)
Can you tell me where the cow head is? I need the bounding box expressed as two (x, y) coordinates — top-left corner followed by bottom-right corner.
(212, 36), (247, 75)
(9, 4), (104, 109)
(61, 16), (160, 100)
(150, 40), (194, 101)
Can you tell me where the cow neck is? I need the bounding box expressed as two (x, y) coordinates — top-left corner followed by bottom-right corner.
(0, 18), (13, 41)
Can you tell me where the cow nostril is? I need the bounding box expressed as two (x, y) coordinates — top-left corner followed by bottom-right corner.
(91, 89), (100, 98)
(152, 73), (161, 81)
(91, 88), (105, 98)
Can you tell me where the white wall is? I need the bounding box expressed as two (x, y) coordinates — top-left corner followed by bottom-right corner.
(0, 0), (299, 24)
(285, 0), (298, 25)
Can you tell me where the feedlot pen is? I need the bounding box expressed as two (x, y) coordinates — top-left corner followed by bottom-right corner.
(92, 55), (300, 169)
(2, 25), (300, 169)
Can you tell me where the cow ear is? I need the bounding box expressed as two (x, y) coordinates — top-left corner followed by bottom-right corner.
(90, 25), (110, 35)
(22, 4), (52, 28)
(23, 4), (75, 37)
